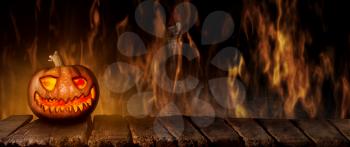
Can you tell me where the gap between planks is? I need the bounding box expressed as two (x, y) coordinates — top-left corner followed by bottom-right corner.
(2, 115), (350, 146)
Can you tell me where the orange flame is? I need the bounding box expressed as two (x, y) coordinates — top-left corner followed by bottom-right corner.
(1, 0), (349, 119)
(228, 56), (247, 117)
(242, 0), (350, 118)
(338, 76), (350, 118)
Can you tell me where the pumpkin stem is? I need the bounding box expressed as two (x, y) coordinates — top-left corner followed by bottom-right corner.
(48, 51), (64, 67)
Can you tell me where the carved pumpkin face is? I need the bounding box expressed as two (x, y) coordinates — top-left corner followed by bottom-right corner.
(28, 65), (99, 120)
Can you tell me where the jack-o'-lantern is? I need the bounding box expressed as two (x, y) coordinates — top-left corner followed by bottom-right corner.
(28, 51), (99, 120)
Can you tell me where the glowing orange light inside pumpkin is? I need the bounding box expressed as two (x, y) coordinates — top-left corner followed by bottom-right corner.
(40, 76), (57, 91)
(73, 77), (87, 89)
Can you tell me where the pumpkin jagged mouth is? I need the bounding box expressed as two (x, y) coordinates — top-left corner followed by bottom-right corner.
(34, 87), (96, 113)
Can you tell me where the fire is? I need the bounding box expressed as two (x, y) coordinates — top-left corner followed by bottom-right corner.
(228, 56), (247, 117)
(1, 0), (349, 119)
(242, 0), (350, 118)
(242, 0), (318, 118)
(338, 76), (350, 118)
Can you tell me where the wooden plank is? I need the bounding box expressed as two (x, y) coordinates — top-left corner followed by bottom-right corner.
(258, 119), (312, 146)
(329, 119), (350, 142)
(88, 115), (131, 146)
(50, 117), (92, 146)
(0, 115), (33, 143)
(127, 116), (176, 146)
(191, 117), (242, 146)
(226, 118), (274, 146)
(158, 116), (208, 147)
(294, 119), (348, 146)
(4, 116), (92, 146)
(4, 119), (54, 146)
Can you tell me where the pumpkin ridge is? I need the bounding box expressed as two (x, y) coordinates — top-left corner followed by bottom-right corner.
(28, 50), (99, 119)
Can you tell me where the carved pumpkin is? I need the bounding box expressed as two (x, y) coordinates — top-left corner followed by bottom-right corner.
(28, 51), (99, 120)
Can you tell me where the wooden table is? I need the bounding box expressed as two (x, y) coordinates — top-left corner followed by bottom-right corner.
(0, 115), (349, 146)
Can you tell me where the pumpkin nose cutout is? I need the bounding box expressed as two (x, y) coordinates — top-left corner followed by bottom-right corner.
(73, 77), (87, 89)
(40, 76), (57, 91)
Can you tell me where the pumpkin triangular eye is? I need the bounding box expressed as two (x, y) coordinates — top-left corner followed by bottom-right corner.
(73, 77), (87, 89)
(40, 76), (57, 91)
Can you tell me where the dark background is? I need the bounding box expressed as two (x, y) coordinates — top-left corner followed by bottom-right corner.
(0, 0), (349, 119)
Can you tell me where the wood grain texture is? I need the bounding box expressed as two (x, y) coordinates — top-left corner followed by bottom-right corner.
(258, 119), (312, 146)
(226, 118), (274, 146)
(127, 116), (176, 147)
(0, 115), (33, 144)
(158, 116), (208, 147)
(2, 114), (350, 146)
(88, 115), (131, 146)
(329, 119), (350, 142)
(3, 116), (92, 146)
(4, 119), (54, 146)
(190, 117), (242, 146)
(50, 117), (92, 146)
(294, 119), (348, 146)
